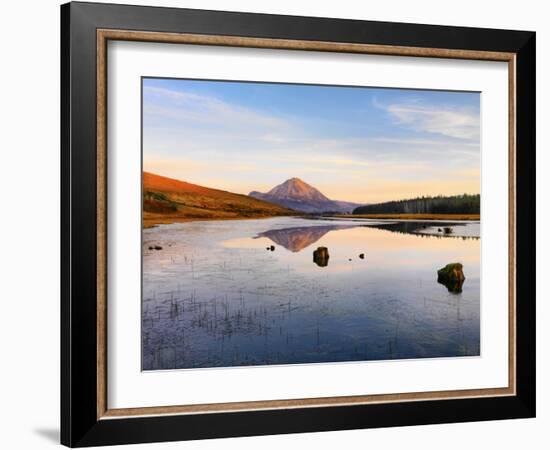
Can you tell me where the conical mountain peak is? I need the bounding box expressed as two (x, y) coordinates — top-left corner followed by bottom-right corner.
(249, 178), (359, 213)
(266, 178), (330, 202)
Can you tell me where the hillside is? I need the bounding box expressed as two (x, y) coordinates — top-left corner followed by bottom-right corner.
(353, 194), (480, 215)
(249, 178), (360, 213)
(143, 172), (297, 227)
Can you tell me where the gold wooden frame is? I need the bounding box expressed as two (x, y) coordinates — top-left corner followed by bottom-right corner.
(96, 29), (516, 420)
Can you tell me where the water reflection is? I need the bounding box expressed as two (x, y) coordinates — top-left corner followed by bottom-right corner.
(361, 221), (480, 240)
(438, 278), (465, 293)
(142, 217), (480, 370)
(256, 224), (356, 252)
(255, 221), (479, 257)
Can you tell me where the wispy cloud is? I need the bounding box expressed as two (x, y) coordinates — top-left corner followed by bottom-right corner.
(144, 155), (258, 179)
(385, 103), (480, 140)
(143, 81), (480, 203)
(371, 136), (479, 147)
(144, 85), (289, 134)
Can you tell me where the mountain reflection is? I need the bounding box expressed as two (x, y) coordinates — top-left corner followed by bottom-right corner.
(255, 220), (479, 253)
(256, 225), (357, 252)
(366, 221), (480, 240)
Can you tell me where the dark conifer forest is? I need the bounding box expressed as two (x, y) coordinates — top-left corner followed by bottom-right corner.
(353, 194), (480, 215)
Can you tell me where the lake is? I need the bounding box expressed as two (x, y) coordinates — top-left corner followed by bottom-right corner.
(142, 217), (480, 370)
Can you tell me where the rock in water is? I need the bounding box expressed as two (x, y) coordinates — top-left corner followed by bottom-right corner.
(437, 263), (465, 293)
(313, 246), (330, 267)
(270, 245), (275, 251)
(359, 253), (365, 259)
(438, 263), (465, 282)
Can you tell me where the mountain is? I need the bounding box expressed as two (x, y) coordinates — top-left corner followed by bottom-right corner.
(143, 172), (296, 227)
(263, 177), (330, 203)
(249, 178), (360, 213)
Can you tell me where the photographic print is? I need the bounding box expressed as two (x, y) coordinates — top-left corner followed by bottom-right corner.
(141, 78), (481, 371)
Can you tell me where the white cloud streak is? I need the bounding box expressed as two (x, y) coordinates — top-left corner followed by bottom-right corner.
(143, 85), (480, 201)
(144, 86), (289, 133)
(386, 103), (479, 140)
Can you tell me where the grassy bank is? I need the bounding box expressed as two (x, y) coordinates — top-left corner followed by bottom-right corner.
(143, 212), (298, 229)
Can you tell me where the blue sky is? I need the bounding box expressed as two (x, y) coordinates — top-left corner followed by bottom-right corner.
(142, 77), (480, 203)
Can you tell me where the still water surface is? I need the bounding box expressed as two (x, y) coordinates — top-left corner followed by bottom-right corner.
(142, 217), (480, 370)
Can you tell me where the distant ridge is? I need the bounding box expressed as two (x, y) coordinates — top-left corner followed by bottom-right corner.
(143, 172), (296, 227)
(249, 178), (359, 213)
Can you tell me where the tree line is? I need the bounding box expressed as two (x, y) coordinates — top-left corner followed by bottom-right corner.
(353, 194), (480, 215)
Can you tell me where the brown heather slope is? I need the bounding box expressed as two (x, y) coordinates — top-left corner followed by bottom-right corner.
(143, 172), (297, 227)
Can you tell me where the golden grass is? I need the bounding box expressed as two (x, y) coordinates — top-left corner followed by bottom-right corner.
(143, 212), (292, 229)
(336, 213), (480, 221)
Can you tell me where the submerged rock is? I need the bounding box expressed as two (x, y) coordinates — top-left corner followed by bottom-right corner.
(313, 246), (330, 267)
(437, 263), (465, 293)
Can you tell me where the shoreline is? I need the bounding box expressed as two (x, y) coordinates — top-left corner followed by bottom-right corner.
(144, 212), (480, 228)
(333, 213), (480, 221)
(143, 214), (301, 229)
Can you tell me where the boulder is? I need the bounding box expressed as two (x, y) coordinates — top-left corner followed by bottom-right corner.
(313, 246), (330, 267)
(437, 263), (465, 293)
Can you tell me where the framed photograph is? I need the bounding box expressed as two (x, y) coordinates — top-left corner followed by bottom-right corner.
(61, 2), (536, 447)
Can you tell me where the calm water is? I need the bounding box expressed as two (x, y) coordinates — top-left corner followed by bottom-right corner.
(142, 217), (480, 370)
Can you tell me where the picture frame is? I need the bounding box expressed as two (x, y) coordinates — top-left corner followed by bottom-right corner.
(61, 1), (536, 447)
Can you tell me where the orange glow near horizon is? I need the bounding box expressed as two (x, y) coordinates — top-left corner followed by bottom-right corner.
(143, 158), (479, 205)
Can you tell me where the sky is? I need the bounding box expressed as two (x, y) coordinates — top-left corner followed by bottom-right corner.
(142, 77), (480, 204)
